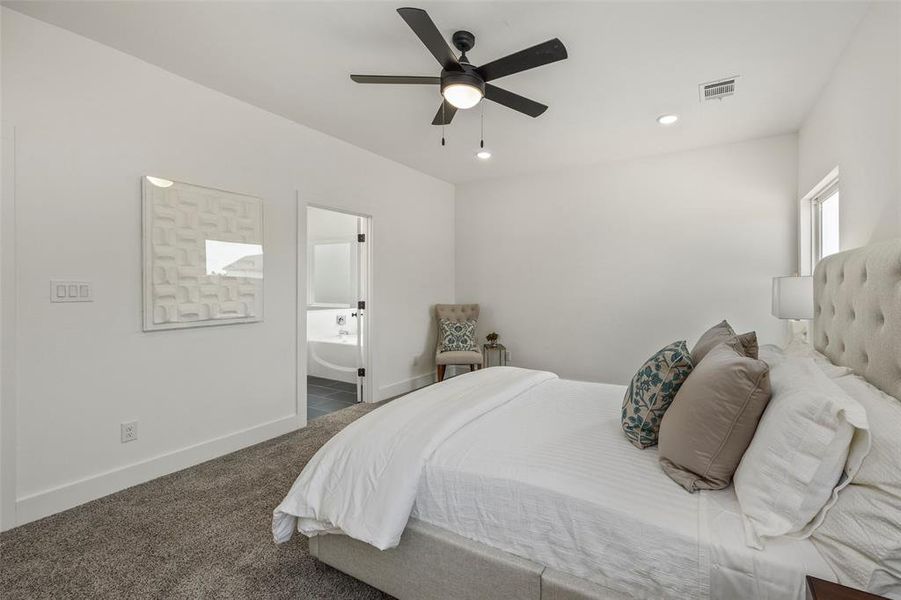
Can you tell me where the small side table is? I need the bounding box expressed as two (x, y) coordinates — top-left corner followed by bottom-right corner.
(482, 343), (507, 368)
(807, 576), (887, 600)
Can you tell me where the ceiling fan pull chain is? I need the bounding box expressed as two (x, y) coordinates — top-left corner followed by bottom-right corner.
(480, 103), (485, 148)
(441, 102), (446, 146)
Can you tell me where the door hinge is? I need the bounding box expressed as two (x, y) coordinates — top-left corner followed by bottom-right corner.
(358, 367), (366, 377)
(357, 300), (366, 310)
(358, 233), (366, 243)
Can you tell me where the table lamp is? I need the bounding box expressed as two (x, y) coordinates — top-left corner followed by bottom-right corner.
(772, 276), (814, 342)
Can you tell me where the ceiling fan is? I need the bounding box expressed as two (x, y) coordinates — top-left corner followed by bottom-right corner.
(350, 7), (568, 126)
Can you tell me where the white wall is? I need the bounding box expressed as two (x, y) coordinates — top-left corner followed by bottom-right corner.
(798, 1), (900, 265)
(456, 134), (798, 385)
(1, 10), (453, 527)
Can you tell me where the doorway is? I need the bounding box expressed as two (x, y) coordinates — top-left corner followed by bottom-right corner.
(305, 206), (370, 421)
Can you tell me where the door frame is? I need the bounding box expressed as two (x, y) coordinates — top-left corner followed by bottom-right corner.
(1, 128), (18, 530)
(297, 199), (373, 426)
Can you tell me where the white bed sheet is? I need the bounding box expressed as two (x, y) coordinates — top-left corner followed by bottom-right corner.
(412, 378), (834, 600)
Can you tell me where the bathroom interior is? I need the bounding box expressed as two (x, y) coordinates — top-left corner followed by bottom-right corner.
(306, 206), (367, 421)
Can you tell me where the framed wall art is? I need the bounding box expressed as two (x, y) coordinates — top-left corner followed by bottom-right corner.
(142, 176), (263, 331)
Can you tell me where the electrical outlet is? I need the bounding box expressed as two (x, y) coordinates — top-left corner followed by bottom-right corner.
(121, 421), (138, 443)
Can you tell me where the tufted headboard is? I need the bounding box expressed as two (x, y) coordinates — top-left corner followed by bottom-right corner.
(813, 239), (901, 400)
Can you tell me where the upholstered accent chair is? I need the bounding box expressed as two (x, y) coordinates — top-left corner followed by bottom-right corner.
(435, 304), (483, 382)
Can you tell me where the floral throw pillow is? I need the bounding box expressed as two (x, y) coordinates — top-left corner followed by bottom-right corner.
(622, 341), (693, 449)
(439, 319), (478, 352)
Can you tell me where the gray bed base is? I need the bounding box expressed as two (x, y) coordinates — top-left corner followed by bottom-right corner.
(309, 518), (630, 600)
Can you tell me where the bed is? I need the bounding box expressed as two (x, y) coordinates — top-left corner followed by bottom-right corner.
(274, 239), (901, 600)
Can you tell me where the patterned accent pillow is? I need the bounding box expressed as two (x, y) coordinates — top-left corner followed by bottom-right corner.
(439, 319), (478, 352)
(622, 341), (693, 449)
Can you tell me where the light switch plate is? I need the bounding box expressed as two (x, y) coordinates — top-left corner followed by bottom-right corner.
(50, 280), (93, 302)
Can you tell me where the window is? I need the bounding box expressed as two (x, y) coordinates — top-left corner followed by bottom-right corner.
(811, 181), (840, 266)
(801, 168), (840, 274)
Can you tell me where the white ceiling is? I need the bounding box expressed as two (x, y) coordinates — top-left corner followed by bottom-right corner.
(5, 1), (869, 184)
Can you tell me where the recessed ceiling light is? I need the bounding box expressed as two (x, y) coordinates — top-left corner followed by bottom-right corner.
(656, 114), (679, 126)
(476, 150), (492, 160)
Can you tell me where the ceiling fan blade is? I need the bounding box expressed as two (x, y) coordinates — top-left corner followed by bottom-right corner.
(397, 7), (461, 71)
(431, 100), (457, 126)
(476, 38), (567, 82)
(484, 85), (548, 117)
(350, 75), (441, 85)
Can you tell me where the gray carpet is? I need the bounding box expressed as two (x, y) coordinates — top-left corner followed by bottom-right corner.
(0, 403), (393, 600)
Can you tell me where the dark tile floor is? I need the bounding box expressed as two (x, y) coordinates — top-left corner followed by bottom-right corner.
(307, 375), (359, 421)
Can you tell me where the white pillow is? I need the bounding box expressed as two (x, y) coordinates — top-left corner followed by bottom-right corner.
(759, 342), (854, 378)
(733, 356), (870, 549)
(811, 374), (901, 596)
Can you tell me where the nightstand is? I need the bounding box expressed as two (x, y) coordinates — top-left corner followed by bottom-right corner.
(807, 577), (887, 600)
(482, 343), (507, 368)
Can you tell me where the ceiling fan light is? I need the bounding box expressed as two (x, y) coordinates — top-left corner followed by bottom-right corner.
(442, 83), (483, 109)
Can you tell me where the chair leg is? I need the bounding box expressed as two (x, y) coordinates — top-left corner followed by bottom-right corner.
(469, 364), (476, 372)
(436, 364), (447, 382)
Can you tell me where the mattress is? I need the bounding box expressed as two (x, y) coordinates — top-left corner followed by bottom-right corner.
(411, 378), (834, 600)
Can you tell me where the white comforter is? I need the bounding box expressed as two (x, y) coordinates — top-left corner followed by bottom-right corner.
(273, 366), (557, 549)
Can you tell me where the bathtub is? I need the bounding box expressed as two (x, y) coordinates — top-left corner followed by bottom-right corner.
(308, 333), (359, 384)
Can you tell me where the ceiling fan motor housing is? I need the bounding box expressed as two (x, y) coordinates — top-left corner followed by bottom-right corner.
(452, 30), (476, 53)
(440, 65), (485, 97)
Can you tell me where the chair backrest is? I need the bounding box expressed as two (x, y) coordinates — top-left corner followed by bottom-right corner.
(435, 304), (480, 351)
(435, 303), (480, 323)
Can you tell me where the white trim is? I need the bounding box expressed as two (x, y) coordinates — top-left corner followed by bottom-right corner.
(800, 166), (840, 204)
(15, 414), (298, 527)
(1, 127), (18, 531)
(378, 372), (434, 400)
(294, 192), (307, 430)
(361, 214), (373, 403)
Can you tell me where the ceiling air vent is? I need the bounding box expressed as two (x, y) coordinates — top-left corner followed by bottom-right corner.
(699, 77), (738, 102)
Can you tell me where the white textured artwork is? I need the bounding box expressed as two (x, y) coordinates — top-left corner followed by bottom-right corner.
(142, 177), (263, 331)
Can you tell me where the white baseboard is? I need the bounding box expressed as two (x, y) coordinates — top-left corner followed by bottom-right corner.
(14, 414), (299, 528)
(377, 372), (434, 400)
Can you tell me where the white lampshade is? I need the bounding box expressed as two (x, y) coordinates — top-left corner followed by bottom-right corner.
(772, 276), (814, 320)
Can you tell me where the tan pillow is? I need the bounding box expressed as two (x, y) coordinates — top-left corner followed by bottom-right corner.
(691, 320), (735, 364)
(658, 342), (772, 492)
(724, 331), (759, 359)
(691, 320), (758, 363)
